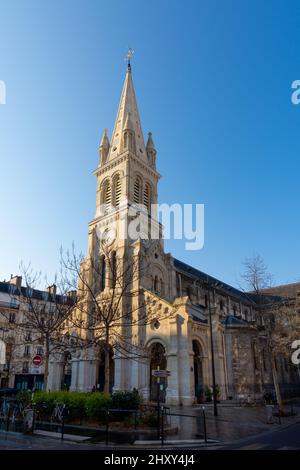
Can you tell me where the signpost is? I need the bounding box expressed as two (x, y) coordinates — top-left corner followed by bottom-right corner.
(152, 368), (170, 439)
(151, 370), (171, 378)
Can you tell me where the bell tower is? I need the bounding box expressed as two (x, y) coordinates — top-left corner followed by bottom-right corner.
(89, 53), (161, 253)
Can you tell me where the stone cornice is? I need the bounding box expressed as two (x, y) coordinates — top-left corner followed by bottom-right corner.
(93, 152), (161, 181)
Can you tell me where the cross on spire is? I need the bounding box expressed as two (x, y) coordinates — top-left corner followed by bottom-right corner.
(126, 47), (134, 68)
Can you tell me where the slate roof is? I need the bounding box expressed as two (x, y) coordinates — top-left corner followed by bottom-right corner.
(173, 258), (256, 304)
(0, 281), (72, 305)
(222, 315), (249, 326)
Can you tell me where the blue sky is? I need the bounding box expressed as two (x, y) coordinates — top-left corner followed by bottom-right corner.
(0, 0), (299, 289)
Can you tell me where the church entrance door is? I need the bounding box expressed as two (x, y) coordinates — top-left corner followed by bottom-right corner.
(149, 343), (167, 403)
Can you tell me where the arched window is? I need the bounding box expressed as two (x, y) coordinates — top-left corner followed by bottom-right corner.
(134, 177), (141, 204)
(110, 251), (117, 288)
(154, 275), (159, 294)
(114, 175), (121, 208)
(193, 340), (204, 402)
(144, 183), (151, 213)
(100, 255), (106, 291)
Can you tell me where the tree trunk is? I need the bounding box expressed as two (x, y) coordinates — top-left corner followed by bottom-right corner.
(44, 339), (50, 392)
(271, 355), (283, 413)
(104, 331), (110, 394)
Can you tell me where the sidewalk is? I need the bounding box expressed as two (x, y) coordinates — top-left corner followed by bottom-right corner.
(0, 403), (299, 449)
(167, 403), (300, 442)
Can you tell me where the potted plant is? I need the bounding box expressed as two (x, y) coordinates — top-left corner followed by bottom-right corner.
(215, 384), (221, 403)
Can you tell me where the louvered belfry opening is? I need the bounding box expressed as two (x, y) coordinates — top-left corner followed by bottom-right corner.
(144, 183), (151, 213)
(134, 177), (141, 204)
(114, 175), (121, 208)
(104, 180), (111, 212)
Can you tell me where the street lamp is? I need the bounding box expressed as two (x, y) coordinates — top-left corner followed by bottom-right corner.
(208, 292), (218, 416)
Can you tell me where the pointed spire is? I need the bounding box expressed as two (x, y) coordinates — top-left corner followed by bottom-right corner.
(146, 132), (157, 168)
(107, 62), (146, 162)
(99, 128), (110, 165)
(146, 132), (155, 150)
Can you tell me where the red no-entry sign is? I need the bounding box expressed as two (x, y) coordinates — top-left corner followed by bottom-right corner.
(32, 355), (43, 366)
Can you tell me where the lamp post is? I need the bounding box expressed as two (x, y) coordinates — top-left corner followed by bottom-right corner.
(208, 290), (218, 417)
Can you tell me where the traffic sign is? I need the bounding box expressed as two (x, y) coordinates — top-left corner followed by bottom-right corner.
(152, 370), (170, 378)
(32, 355), (43, 366)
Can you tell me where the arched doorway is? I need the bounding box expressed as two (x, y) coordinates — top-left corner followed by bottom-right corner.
(97, 347), (114, 393)
(193, 340), (204, 403)
(149, 342), (167, 402)
(61, 351), (72, 390)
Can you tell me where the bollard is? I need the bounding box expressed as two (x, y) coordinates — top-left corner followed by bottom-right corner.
(161, 406), (164, 446)
(61, 415), (65, 440)
(202, 406), (207, 444)
(278, 407), (281, 425)
(32, 405), (36, 433)
(134, 410), (137, 430)
(6, 406), (10, 432)
(105, 410), (110, 446)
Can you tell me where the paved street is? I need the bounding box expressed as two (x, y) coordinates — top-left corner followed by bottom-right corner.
(0, 421), (300, 450)
(213, 421), (300, 450)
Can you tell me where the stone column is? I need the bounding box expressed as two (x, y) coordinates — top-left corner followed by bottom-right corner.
(72, 359), (97, 391)
(139, 358), (150, 401)
(178, 316), (194, 406)
(113, 354), (123, 391)
(48, 360), (63, 390)
(166, 317), (180, 405)
(130, 353), (139, 390)
(70, 349), (97, 391)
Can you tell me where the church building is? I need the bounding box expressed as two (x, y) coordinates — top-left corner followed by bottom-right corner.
(44, 58), (300, 405)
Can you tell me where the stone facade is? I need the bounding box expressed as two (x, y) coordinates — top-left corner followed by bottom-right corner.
(51, 62), (298, 405)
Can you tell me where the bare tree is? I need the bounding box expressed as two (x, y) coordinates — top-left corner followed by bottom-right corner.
(60, 239), (176, 394)
(0, 264), (78, 391)
(241, 254), (299, 412)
